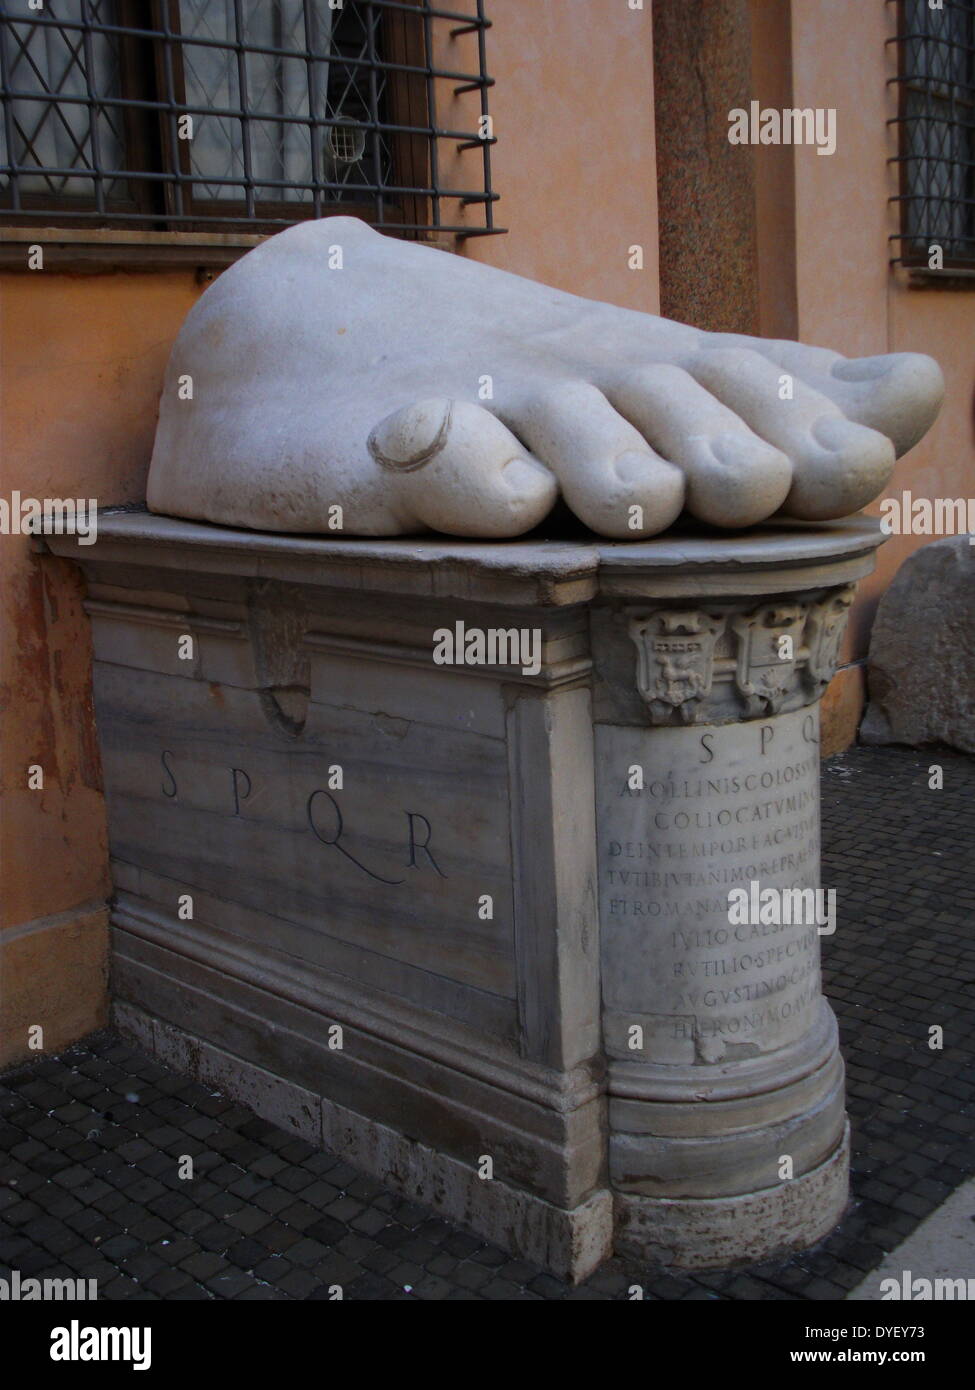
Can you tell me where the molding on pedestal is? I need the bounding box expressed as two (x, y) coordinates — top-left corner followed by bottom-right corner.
(614, 1123), (850, 1271)
(39, 511), (884, 609)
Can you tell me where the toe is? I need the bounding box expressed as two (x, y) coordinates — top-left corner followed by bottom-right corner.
(824, 352), (944, 455)
(369, 398), (557, 538)
(790, 415), (897, 519)
(508, 381), (684, 539)
(736, 339), (945, 457)
(682, 347), (895, 521)
(608, 363), (792, 527)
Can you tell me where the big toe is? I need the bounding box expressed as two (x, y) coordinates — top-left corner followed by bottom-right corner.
(369, 398), (557, 538)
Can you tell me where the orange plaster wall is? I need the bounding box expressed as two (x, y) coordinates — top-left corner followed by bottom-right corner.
(460, 0), (661, 312)
(0, 270), (202, 1065)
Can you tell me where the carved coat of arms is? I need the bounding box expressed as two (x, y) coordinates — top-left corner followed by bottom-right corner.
(803, 586), (855, 696)
(731, 603), (807, 716)
(628, 610), (725, 723)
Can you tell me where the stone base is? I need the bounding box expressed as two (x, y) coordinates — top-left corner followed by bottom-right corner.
(46, 514), (884, 1282)
(614, 1122), (850, 1270)
(114, 1000), (614, 1284)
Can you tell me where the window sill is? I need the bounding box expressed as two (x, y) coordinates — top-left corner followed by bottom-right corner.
(901, 265), (975, 291)
(0, 227), (268, 273)
(0, 224), (463, 273)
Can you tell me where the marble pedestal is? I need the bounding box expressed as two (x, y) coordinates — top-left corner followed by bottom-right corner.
(46, 513), (883, 1280)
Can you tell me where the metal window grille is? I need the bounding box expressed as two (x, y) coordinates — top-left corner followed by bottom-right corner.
(0, 0), (502, 238)
(889, 0), (975, 270)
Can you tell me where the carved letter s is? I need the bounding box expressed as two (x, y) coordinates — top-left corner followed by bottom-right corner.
(161, 749), (178, 798)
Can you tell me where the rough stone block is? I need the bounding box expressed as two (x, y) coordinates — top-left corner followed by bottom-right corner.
(863, 536), (975, 753)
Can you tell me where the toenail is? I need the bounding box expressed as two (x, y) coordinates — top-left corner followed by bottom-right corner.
(503, 455), (543, 479)
(810, 415), (885, 454)
(710, 434), (751, 470)
(829, 358), (891, 384)
(368, 400), (453, 471)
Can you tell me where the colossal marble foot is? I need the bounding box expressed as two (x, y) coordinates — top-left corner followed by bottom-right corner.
(147, 217), (944, 540)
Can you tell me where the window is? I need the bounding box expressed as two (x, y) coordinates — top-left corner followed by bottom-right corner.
(891, 0), (975, 273)
(0, 0), (500, 242)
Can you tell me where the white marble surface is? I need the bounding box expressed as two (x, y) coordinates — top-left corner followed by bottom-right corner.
(147, 216), (943, 540)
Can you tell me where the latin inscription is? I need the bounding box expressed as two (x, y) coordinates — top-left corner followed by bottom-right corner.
(598, 707), (823, 1059)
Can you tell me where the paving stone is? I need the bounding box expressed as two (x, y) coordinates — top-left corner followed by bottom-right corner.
(153, 1236), (200, 1265)
(252, 1255), (291, 1282)
(309, 1252), (364, 1286)
(197, 1191), (241, 1220)
(97, 1234), (143, 1261)
(195, 1221), (238, 1253)
(205, 1268), (256, 1297)
(470, 1244), (508, 1268)
(227, 1174), (273, 1201)
(259, 1222), (302, 1254)
(278, 1201), (320, 1231)
(358, 1245), (402, 1276)
(372, 1223), (413, 1252)
(147, 1192), (194, 1222)
(174, 1282), (216, 1300)
(324, 1195), (366, 1223)
(350, 1206), (392, 1239)
(285, 1238), (331, 1268)
(442, 1232), (483, 1258)
(174, 1209), (214, 1236)
(453, 1261), (494, 1290)
(527, 1272), (568, 1298)
(412, 1274), (455, 1300)
(226, 1237), (268, 1270)
(225, 1206), (272, 1235)
(252, 1187), (294, 1216)
(276, 1267), (322, 1298)
(250, 1155), (290, 1179)
(181, 1251), (228, 1281)
(40, 1227), (88, 1258)
(345, 1271), (400, 1299)
(119, 1251), (169, 1282)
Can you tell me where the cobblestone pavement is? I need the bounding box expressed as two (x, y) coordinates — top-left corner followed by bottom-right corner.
(2, 746), (973, 1301)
